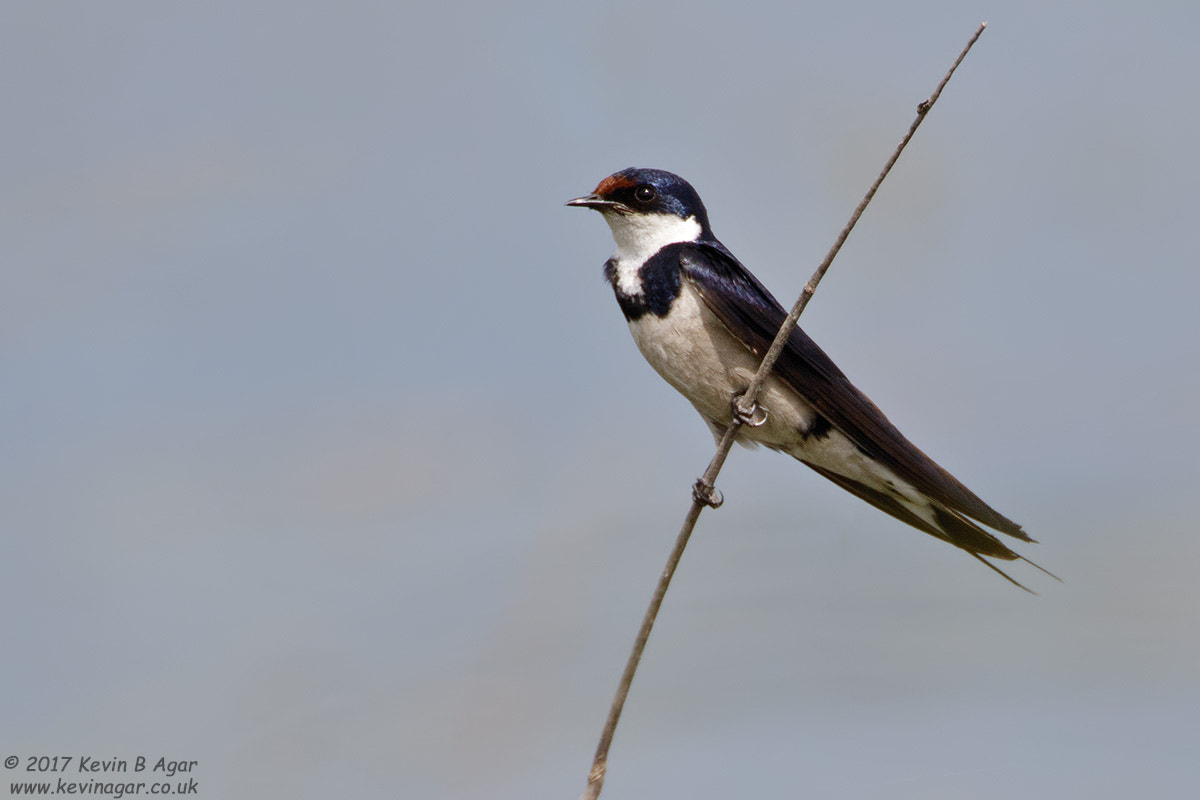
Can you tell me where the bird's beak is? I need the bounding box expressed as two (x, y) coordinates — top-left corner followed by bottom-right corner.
(565, 193), (621, 211)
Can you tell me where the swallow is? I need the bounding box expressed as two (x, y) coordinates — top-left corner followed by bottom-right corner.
(568, 167), (1048, 589)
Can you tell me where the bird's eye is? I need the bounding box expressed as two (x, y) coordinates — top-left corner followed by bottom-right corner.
(634, 184), (656, 203)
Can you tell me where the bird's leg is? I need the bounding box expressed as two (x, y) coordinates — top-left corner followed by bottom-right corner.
(731, 391), (767, 427)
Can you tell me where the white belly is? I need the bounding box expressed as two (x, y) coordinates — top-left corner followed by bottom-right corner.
(626, 281), (819, 448)
(625, 280), (944, 534)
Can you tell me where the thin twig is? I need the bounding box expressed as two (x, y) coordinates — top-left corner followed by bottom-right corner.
(579, 23), (988, 800)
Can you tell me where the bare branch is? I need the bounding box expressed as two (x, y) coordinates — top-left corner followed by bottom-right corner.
(579, 23), (988, 800)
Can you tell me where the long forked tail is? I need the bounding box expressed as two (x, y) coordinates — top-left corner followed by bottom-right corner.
(971, 553), (1061, 594)
(801, 460), (1057, 590)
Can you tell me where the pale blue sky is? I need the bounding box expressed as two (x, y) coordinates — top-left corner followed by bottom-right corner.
(3, 2), (1198, 798)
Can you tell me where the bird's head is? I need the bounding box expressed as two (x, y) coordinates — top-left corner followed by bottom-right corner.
(567, 168), (713, 257)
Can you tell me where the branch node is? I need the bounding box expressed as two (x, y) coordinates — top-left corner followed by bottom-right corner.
(691, 480), (724, 509)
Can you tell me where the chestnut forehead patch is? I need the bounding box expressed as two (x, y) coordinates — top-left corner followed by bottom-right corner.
(595, 173), (638, 197)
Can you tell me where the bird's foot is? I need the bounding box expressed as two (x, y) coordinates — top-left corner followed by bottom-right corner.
(732, 393), (767, 427)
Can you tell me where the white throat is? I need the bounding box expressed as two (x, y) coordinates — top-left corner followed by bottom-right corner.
(602, 211), (703, 297)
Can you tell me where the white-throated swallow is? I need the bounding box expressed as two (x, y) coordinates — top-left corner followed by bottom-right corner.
(568, 167), (1047, 589)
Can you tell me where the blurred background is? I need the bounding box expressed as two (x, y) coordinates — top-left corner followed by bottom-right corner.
(3, 2), (1197, 798)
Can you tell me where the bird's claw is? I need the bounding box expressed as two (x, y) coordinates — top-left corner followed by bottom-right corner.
(732, 394), (767, 427)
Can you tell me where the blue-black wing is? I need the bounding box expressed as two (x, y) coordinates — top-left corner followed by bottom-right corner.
(679, 240), (1032, 557)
